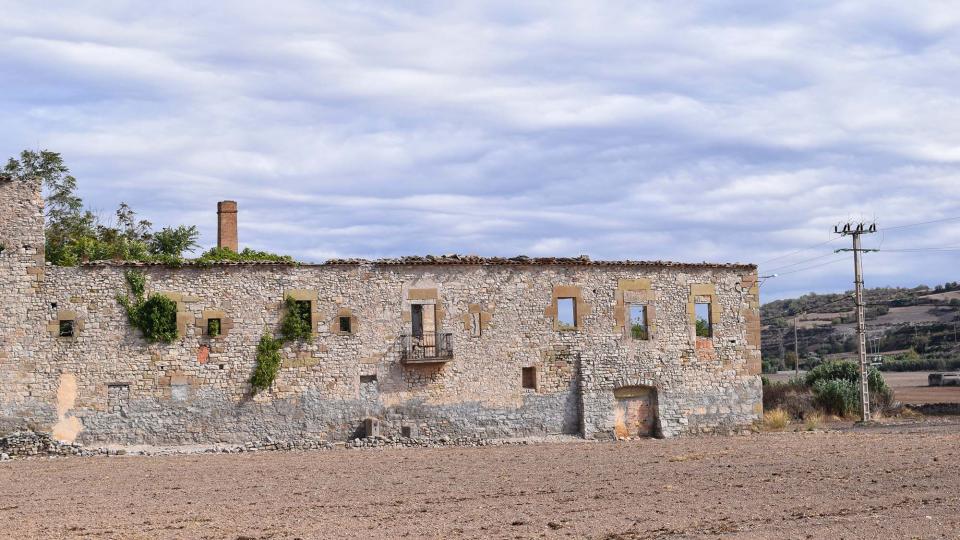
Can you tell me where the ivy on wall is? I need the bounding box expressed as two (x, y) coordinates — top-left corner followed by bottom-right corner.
(116, 270), (179, 343)
(250, 333), (283, 393)
(249, 295), (316, 393)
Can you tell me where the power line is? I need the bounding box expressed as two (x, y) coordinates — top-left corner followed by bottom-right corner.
(881, 215), (960, 231)
(771, 257), (848, 277)
(756, 236), (842, 266)
(760, 251), (840, 273)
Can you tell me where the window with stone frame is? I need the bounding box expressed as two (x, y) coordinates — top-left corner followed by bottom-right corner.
(695, 302), (713, 337)
(207, 318), (222, 338)
(470, 312), (482, 337)
(59, 319), (75, 338)
(339, 315), (352, 333)
(628, 304), (649, 340)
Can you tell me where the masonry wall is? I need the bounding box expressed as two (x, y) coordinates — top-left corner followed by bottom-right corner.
(0, 180), (762, 445)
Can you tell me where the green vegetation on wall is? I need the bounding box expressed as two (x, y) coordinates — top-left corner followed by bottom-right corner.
(280, 296), (313, 342)
(116, 270), (179, 343)
(196, 246), (295, 264)
(250, 333), (283, 393)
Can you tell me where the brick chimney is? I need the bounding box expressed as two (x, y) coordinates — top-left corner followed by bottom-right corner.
(217, 201), (238, 251)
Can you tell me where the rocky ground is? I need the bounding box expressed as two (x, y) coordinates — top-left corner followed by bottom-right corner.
(1, 420), (958, 539)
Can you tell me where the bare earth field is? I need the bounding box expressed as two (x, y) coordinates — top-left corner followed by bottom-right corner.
(2, 423), (959, 539)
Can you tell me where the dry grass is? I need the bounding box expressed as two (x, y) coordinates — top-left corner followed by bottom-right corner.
(804, 412), (824, 431)
(763, 408), (791, 431)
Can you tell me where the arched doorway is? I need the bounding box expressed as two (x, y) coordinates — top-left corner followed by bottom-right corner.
(613, 386), (658, 438)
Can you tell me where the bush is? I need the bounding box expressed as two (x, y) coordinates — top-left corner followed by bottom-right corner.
(133, 295), (179, 342)
(804, 412), (824, 430)
(630, 324), (648, 340)
(812, 379), (859, 417)
(250, 333), (283, 393)
(280, 296), (313, 342)
(763, 409), (790, 430)
(763, 378), (816, 419)
(116, 270), (179, 343)
(196, 246), (295, 264)
(806, 360), (860, 386)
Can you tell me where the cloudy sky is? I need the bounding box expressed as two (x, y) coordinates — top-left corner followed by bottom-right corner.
(2, 1), (959, 300)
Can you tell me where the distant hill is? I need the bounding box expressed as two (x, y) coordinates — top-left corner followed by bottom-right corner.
(761, 282), (960, 373)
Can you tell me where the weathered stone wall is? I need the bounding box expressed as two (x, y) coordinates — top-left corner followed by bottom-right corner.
(0, 179), (761, 444)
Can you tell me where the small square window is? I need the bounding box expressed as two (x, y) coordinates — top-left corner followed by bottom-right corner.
(695, 302), (712, 337)
(59, 320), (75, 338)
(629, 304), (648, 340)
(557, 297), (577, 329)
(207, 318), (222, 337)
(339, 316), (352, 333)
(522, 366), (537, 389)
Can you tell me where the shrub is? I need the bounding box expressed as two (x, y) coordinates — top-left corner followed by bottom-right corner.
(280, 296), (313, 342)
(763, 378), (816, 419)
(630, 324), (648, 340)
(812, 379), (859, 417)
(195, 246), (295, 264)
(250, 332), (283, 393)
(804, 412), (824, 430)
(207, 319), (221, 338)
(806, 360), (860, 386)
(116, 270), (178, 343)
(763, 409), (790, 431)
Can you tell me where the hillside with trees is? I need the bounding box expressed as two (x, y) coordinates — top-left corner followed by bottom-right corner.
(761, 282), (960, 373)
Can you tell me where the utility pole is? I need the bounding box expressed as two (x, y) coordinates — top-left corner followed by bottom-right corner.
(794, 316), (800, 376)
(835, 222), (877, 422)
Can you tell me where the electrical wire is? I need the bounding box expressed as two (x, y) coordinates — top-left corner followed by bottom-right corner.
(755, 236), (843, 266)
(881, 215), (960, 231)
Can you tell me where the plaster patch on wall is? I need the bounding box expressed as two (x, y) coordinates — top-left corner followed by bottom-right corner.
(51, 373), (83, 443)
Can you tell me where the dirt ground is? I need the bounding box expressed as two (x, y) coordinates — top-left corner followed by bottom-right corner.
(882, 371), (960, 404)
(2, 421), (959, 539)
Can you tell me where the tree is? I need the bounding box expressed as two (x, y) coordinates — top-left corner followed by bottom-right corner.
(5, 149), (204, 265)
(149, 225), (200, 258)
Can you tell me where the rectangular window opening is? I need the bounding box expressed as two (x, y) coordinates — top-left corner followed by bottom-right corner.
(207, 318), (222, 337)
(359, 374), (377, 384)
(59, 319), (75, 338)
(339, 316), (352, 333)
(629, 304), (648, 340)
(557, 297), (577, 329)
(470, 312), (482, 337)
(695, 302), (713, 337)
(294, 300), (312, 327)
(522, 366), (537, 389)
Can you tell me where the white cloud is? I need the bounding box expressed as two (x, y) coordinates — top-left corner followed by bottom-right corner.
(1, 0), (959, 300)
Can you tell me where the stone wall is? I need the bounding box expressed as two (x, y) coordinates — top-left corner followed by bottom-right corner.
(0, 179), (761, 445)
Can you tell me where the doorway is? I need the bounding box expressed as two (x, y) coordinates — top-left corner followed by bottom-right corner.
(613, 386), (657, 438)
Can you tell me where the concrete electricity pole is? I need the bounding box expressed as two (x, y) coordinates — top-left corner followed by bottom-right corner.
(794, 316), (800, 376)
(835, 222), (877, 422)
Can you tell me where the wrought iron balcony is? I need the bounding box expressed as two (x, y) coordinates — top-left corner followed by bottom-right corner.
(400, 332), (453, 364)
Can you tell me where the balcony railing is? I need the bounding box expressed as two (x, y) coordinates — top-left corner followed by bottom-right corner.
(400, 332), (453, 364)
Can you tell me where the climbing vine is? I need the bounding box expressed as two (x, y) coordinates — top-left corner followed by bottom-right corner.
(116, 270), (178, 343)
(249, 296), (316, 393)
(250, 332), (283, 393)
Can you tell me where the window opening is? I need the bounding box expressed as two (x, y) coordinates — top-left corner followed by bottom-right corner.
(695, 302), (712, 337)
(207, 318), (222, 337)
(59, 320), (75, 338)
(629, 304), (648, 340)
(522, 366), (537, 389)
(557, 297), (577, 329)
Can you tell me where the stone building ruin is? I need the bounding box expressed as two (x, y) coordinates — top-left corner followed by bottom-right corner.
(0, 175), (762, 445)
